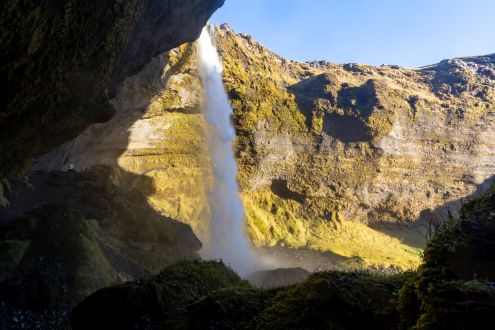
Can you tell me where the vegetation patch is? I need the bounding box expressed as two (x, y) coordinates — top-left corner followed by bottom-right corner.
(243, 190), (422, 270)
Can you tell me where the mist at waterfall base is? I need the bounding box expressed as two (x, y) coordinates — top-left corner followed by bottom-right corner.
(197, 27), (255, 276)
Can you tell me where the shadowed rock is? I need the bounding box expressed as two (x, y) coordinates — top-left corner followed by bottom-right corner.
(0, 0), (224, 179)
(248, 267), (311, 288)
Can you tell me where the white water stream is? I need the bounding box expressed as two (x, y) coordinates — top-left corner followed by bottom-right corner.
(197, 27), (254, 276)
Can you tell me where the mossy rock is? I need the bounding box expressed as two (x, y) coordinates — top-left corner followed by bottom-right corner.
(398, 185), (495, 329)
(255, 271), (407, 329)
(0, 167), (202, 311)
(71, 263), (411, 329)
(71, 260), (249, 329)
(0, 205), (118, 310)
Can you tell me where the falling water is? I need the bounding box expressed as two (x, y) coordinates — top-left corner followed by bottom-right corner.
(197, 27), (254, 276)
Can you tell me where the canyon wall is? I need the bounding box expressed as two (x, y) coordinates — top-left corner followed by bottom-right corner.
(35, 25), (495, 269)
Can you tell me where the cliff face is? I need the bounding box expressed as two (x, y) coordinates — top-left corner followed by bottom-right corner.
(217, 26), (495, 269)
(0, 1), (224, 319)
(33, 42), (212, 239)
(32, 25), (495, 269)
(0, 0), (224, 179)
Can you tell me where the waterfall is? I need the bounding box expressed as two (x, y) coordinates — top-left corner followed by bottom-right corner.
(197, 27), (254, 276)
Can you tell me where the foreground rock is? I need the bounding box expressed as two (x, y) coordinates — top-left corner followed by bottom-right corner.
(70, 185), (495, 330)
(0, 167), (201, 315)
(71, 260), (251, 329)
(70, 260), (406, 329)
(248, 267), (311, 288)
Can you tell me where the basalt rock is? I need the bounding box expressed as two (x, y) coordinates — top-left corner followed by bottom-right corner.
(0, 0), (224, 179)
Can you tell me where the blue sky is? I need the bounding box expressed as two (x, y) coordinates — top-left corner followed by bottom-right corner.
(211, 0), (495, 68)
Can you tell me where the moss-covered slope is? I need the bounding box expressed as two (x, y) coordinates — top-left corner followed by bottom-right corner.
(70, 186), (495, 330)
(0, 167), (201, 312)
(71, 260), (409, 330)
(70, 260), (251, 329)
(399, 186), (495, 329)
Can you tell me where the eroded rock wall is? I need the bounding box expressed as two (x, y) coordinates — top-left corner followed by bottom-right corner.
(0, 0), (224, 179)
(34, 42), (212, 240)
(34, 25), (495, 269)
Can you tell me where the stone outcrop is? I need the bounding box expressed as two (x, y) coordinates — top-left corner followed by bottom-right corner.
(0, 168), (201, 313)
(32, 25), (495, 269)
(70, 260), (250, 330)
(0, 0), (224, 179)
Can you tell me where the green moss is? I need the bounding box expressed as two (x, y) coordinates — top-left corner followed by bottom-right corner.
(367, 108), (394, 139)
(0, 240), (30, 281)
(255, 271), (408, 329)
(72, 258), (419, 329)
(243, 190), (421, 270)
(155, 260), (250, 301)
(71, 260), (251, 329)
(0, 180), (9, 208)
(399, 185), (495, 329)
(311, 110), (324, 133)
(219, 36), (307, 134)
(68, 219), (118, 300)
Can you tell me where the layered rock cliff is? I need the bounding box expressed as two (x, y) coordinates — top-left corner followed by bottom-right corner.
(32, 25), (495, 270)
(218, 25), (495, 268)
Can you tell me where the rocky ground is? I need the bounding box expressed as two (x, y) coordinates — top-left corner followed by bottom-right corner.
(0, 298), (69, 330)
